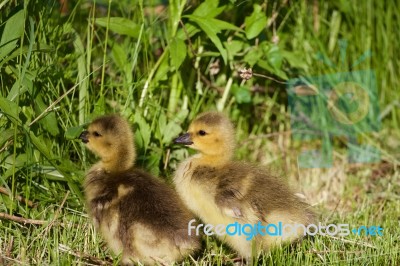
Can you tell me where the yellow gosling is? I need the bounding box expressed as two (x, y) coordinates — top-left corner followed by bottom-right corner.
(79, 114), (199, 265)
(173, 111), (314, 258)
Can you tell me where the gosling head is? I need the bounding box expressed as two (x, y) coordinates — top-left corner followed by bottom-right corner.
(79, 114), (136, 172)
(174, 112), (235, 165)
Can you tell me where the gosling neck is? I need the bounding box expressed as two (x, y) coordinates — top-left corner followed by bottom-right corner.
(196, 152), (233, 168)
(100, 145), (136, 173)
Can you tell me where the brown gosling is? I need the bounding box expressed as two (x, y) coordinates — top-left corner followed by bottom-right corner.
(79, 114), (200, 265)
(173, 111), (314, 258)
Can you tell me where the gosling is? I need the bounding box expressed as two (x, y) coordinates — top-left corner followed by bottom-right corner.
(79, 114), (199, 265)
(173, 111), (314, 258)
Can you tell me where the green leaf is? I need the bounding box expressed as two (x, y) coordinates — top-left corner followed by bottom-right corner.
(244, 4), (267, 39)
(281, 50), (309, 71)
(4, 153), (28, 168)
(134, 130), (143, 150)
(34, 95), (60, 136)
(265, 45), (283, 70)
(0, 96), (19, 122)
(111, 43), (127, 70)
(243, 47), (262, 66)
(169, 0), (187, 37)
(93, 96), (106, 116)
(256, 43), (288, 80)
(232, 84), (252, 104)
(0, 43), (53, 68)
(208, 18), (242, 32)
(257, 59), (288, 80)
(26, 128), (83, 199)
(0, 9), (25, 60)
(27, 129), (53, 160)
(184, 16), (241, 33)
(193, 0), (225, 18)
(153, 51), (170, 83)
(0, 129), (14, 147)
(55, 161), (83, 182)
(170, 37), (187, 70)
(156, 112), (167, 141)
(134, 112), (151, 149)
(162, 121), (182, 143)
(176, 23), (201, 40)
(185, 15), (228, 63)
(328, 11), (341, 53)
(0, 193), (17, 210)
(174, 108), (189, 123)
(65, 125), (86, 140)
(3, 154), (26, 179)
(95, 17), (140, 38)
(7, 68), (35, 101)
(225, 40), (244, 61)
(145, 150), (162, 176)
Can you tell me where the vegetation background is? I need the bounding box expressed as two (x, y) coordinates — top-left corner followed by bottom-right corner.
(0, 0), (399, 265)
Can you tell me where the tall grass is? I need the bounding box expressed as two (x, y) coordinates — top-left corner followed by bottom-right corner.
(0, 0), (399, 264)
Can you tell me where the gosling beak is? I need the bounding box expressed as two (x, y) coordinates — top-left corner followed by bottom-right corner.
(79, 130), (89, 143)
(174, 133), (193, 145)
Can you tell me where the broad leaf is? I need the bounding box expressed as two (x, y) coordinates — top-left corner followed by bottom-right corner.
(65, 125), (86, 140)
(95, 17), (140, 38)
(0, 96), (19, 122)
(245, 4), (267, 39)
(185, 15), (228, 63)
(265, 45), (283, 70)
(232, 84), (252, 104)
(0, 9), (25, 60)
(170, 37), (187, 70)
(225, 40), (244, 61)
(169, 0), (187, 37)
(34, 94), (60, 136)
(193, 0), (224, 18)
(243, 47), (262, 66)
(162, 121), (182, 143)
(0, 129), (14, 147)
(134, 112), (151, 149)
(111, 43), (127, 71)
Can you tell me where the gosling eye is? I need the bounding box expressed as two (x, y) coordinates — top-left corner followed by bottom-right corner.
(198, 130), (207, 136)
(93, 131), (102, 137)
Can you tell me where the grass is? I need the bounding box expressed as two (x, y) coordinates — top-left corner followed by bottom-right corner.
(0, 0), (399, 265)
